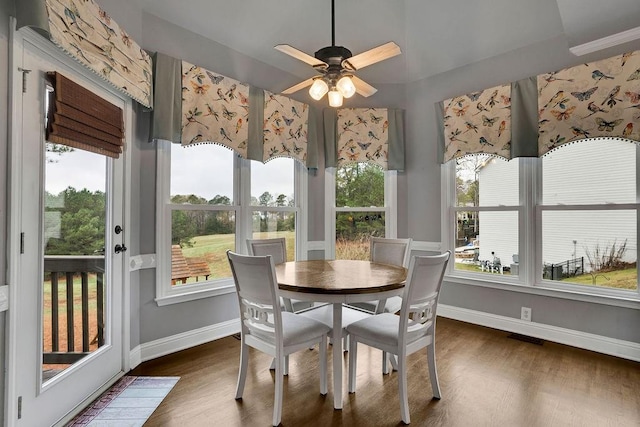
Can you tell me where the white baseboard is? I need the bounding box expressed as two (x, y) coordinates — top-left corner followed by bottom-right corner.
(129, 319), (241, 369)
(129, 305), (640, 370)
(438, 304), (640, 362)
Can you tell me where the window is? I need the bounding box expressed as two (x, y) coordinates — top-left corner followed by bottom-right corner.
(156, 142), (306, 305)
(541, 139), (637, 292)
(250, 158), (297, 261)
(453, 155), (520, 276)
(445, 139), (639, 299)
(326, 163), (397, 260)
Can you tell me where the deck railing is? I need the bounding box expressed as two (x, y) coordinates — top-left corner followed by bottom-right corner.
(43, 255), (105, 365)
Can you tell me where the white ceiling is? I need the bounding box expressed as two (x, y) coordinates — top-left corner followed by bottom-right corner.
(137, 0), (640, 87)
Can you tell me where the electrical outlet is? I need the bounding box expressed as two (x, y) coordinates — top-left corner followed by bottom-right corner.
(521, 307), (532, 322)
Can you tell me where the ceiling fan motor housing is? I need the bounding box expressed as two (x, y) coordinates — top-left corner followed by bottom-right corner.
(315, 46), (353, 79)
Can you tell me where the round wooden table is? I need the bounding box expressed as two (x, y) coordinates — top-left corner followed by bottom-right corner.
(275, 260), (407, 409)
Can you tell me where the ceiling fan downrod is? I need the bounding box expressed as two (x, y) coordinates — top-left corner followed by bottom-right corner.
(314, 0), (352, 69)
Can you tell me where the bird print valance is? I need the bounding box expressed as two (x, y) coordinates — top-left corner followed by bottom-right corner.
(149, 53), (318, 168)
(262, 91), (309, 165)
(442, 84), (512, 162)
(17, 0), (153, 108)
(437, 49), (640, 162)
(538, 51), (640, 155)
(181, 61), (250, 157)
(324, 108), (405, 171)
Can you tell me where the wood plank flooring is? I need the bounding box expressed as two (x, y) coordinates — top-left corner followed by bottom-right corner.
(130, 318), (640, 426)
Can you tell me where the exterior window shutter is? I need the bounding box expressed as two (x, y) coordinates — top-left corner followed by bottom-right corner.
(46, 72), (124, 158)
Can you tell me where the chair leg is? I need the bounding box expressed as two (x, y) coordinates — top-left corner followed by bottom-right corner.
(319, 336), (328, 395)
(270, 355), (290, 375)
(344, 334), (350, 352)
(348, 335), (358, 393)
(427, 342), (441, 399)
(273, 353), (284, 427)
(235, 340), (249, 399)
(390, 353), (398, 371)
(383, 352), (398, 374)
(398, 353), (410, 424)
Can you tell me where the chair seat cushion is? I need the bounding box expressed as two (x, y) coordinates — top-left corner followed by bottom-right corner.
(346, 313), (431, 348)
(281, 312), (331, 346)
(346, 313), (400, 347)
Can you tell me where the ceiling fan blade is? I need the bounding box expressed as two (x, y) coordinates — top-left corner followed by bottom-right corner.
(281, 77), (316, 95)
(342, 42), (401, 71)
(274, 44), (327, 68)
(351, 76), (378, 97)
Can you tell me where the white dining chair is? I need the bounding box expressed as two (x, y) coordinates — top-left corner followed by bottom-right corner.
(227, 251), (331, 427)
(348, 237), (412, 315)
(246, 237), (314, 313)
(346, 251), (451, 425)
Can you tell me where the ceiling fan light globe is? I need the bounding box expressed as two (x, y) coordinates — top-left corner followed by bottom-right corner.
(336, 76), (356, 98)
(309, 79), (329, 100)
(328, 90), (343, 107)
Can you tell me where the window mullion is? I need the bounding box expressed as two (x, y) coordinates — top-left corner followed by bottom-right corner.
(523, 157), (538, 286)
(237, 156), (251, 253)
(324, 167), (336, 259)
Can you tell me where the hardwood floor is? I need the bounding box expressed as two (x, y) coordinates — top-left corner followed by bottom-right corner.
(130, 318), (640, 426)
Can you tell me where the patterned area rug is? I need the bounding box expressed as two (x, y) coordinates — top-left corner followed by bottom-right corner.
(66, 376), (179, 426)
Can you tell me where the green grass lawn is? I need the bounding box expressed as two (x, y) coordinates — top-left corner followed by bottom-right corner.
(454, 261), (637, 290)
(560, 267), (637, 290)
(181, 230), (295, 280)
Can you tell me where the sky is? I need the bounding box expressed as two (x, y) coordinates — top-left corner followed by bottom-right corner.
(45, 143), (295, 201)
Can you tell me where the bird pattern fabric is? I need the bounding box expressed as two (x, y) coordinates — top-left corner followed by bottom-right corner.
(442, 84), (512, 162)
(336, 108), (389, 169)
(262, 91), (309, 165)
(181, 61), (250, 157)
(538, 50), (640, 155)
(45, 0), (153, 107)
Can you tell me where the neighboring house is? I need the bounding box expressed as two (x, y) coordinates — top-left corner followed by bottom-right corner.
(478, 139), (637, 271)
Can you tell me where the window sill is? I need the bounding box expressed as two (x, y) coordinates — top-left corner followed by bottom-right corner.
(444, 272), (640, 310)
(155, 280), (236, 306)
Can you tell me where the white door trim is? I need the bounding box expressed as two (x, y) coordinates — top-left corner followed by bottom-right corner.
(5, 20), (132, 426)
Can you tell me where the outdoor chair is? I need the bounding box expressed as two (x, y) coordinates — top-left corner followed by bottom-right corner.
(346, 251), (451, 424)
(227, 251), (330, 427)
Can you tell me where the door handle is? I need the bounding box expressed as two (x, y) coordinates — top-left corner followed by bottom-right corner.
(115, 244), (127, 254)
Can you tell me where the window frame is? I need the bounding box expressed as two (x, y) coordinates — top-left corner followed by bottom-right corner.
(442, 146), (640, 307)
(155, 140), (307, 305)
(324, 165), (397, 259)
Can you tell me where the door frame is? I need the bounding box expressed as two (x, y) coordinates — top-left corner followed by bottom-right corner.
(5, 20), (131, 426)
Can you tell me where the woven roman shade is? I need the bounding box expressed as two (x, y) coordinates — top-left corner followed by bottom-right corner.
(46, 72), (124, 158)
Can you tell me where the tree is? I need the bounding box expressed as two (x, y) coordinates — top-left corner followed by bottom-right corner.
(335, 164), (384, 239)
(209, 195), (231, 205)
(258, 191), (273, 206)
(335, 163), (384, 207)
(44, 187), (105, 255)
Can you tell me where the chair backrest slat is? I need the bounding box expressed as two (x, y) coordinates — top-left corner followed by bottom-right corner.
(228, 251), (282, 338)
(247, 238), (287, 265)
(399, 251), (451, 337)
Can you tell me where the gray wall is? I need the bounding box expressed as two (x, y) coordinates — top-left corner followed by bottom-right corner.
(403, 33), (640, 344)
(130, 11), (413, 347)
(130, 9), (640, 348)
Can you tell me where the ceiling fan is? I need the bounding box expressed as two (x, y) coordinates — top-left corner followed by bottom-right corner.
(275, 0), (401, 107)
